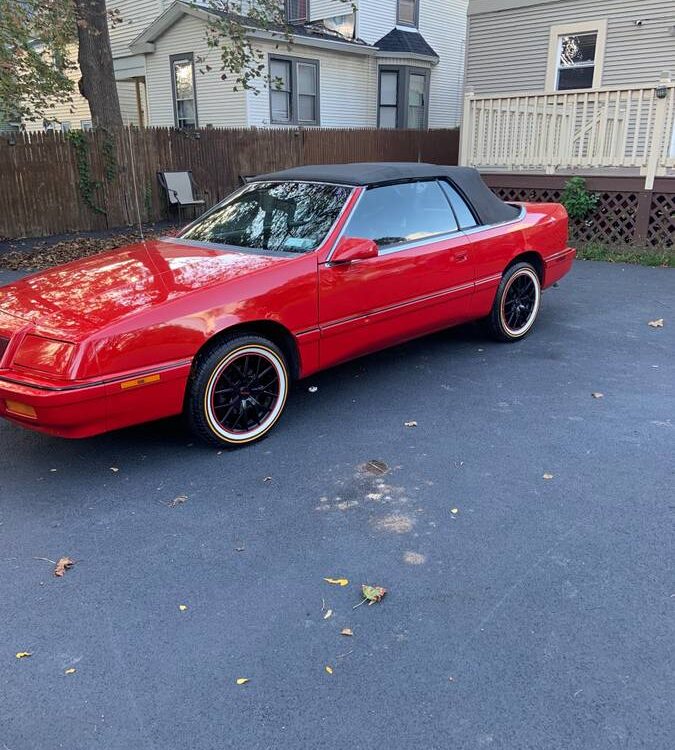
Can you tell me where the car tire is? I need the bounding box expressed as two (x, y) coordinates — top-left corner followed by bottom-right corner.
(185, 334), (290, 448)
(487, 262), (541, 342)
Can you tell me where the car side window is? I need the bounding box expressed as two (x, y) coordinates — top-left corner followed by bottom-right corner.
(345, 181), (459, 249)
(440, 181), (478, 229)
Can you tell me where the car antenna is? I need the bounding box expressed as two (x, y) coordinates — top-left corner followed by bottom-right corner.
(127, 126), (145, 242)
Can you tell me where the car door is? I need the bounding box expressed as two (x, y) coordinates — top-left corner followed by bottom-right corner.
(318, 180), (475, 370)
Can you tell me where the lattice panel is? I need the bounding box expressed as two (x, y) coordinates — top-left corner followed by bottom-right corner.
(648, 193), (675, 248)
(491, 186), (640, 245)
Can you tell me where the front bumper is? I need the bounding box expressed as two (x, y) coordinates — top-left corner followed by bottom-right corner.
(0, 361), (192, 439)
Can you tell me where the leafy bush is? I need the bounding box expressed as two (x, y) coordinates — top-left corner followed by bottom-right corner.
(561, 177), (599, 221)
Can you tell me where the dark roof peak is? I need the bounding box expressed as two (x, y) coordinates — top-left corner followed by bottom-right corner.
(375, 28), (439, 59)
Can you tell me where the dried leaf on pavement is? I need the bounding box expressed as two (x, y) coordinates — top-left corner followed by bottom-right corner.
(354, 584), (387, 608)
(64, 668), (76, 675)
(16, 652), (32, 659)
(54, 557), (74, 577)
(236, 678), (250, 685)
(591, 392), (604, 399)
(179, 604), (188, 612)
(363, 460), (389, 476)
(404, 421), (418, 428)
(324, 578), (349, 587)
(648, 319), (664, 328)
(323, 609), (333, 620)
(340, 628), (353, 637)
(543, 473), (554, 480)
(325, 666), (333, 674)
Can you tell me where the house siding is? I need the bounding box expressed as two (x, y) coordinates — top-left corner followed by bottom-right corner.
(246, 40), (377, 127)
(466, 0), (675, 94)
(144, 14), (247, 128)
(310, 0), (351, 21)
(109, 0), (167, 59)
(419, 1), (467, 128)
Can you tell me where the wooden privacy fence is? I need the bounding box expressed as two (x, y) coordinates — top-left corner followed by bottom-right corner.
(0, 126), (459, 240)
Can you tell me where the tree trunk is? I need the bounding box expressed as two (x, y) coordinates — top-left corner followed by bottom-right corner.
(73, 0), (123, 129)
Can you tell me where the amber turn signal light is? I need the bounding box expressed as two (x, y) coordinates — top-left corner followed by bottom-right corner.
(5, 400), (37, 419)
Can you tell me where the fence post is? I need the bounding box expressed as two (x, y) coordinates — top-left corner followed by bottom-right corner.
(459, 87), (474, 166)
(645, 72), (671, 190)
(634, 191), (652, 245)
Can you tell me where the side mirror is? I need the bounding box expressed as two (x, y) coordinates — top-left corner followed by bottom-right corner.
(331, 236), (378, 264)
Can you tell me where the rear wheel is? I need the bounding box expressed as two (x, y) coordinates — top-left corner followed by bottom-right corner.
(185, 335), (289, 448)
(487, 262), (541, 342)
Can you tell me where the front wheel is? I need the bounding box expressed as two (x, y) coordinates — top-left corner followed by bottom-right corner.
(487, 262), (541, 342)
(185, 335), (289, 448)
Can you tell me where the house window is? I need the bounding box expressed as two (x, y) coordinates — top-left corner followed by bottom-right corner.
(397, 0), (419, 27)
(546, 21), (607, 92)
(269, 55), (320, 126)
(80, 120), (93, 131)
(378, 67), (429, 129)
(60, 121), (71, 133)
(556, 33), (597, 90)
(286, 0), (308, 24)
(170, 53), (198, 129)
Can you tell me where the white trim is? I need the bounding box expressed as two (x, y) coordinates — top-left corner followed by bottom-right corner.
(545, 19), (607, 93)
(375, 50), (439, 65)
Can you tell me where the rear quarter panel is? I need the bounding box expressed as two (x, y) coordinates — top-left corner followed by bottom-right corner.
(469, 202), (572, 318)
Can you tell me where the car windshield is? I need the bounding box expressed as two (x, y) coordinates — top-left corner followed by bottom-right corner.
(180, 181), (352, 254)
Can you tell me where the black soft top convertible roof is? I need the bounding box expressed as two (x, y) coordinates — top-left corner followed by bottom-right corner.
(254, 163), (520, 226)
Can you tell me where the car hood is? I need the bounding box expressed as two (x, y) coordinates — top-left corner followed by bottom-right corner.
(0, 239), (294, 339)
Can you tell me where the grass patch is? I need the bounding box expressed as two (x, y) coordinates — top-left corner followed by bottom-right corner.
(576, 241), (675, 268)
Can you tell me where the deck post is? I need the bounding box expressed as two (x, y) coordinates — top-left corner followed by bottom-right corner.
(459, 87), (474, 166)
(644, 73), (671, 190)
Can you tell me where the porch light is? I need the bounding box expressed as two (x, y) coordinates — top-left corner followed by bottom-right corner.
(655, 85), (668, 99)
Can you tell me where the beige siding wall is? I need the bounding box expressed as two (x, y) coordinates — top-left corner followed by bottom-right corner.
(467, 0), (675, 94)
(24, 44), (91, 132)
(144, 14), (248, 127)
(246, 41), (377, 127)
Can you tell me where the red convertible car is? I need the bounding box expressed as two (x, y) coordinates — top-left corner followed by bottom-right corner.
(0, 163), (575, 447)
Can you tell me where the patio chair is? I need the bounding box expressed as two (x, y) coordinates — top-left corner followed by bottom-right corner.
(157, 171), (206, 223)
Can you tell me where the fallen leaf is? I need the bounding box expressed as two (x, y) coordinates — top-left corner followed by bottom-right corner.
(325, 666), (333, 674)
(167, 494), (188, 508)
(64, 668), (76, 675)
(234, 546), (245, 552)
(54, 557), (74, 577)
(340, 628), (353, 637)
(648, 319), (664, 328)
(263, 476), (272, 483)
(179, 604), (188, 612)
(591, 392), (604, 399)
(236, 678), (250, 685)
(324, 577), (349, 587)
(16, 652), (32, 659)
(361, 584), (387, 606)
(543, 473), (554, 480)
(110, 467), (119, 473)
(308, 386), (318, 393)
(450, 508), (459, 515)
(404, 420), (418, 428)
(323, 609), (333, 620)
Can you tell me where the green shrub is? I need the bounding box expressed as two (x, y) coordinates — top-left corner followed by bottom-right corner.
(561, 177), (599, 221)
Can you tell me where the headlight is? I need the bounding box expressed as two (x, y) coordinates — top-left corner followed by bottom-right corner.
(13, 334), (76, 378)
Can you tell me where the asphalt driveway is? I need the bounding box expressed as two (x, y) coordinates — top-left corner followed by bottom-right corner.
(1, 261), (673, 750)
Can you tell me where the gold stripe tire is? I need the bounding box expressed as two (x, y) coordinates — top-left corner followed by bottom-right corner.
(186, 335), (289, 448)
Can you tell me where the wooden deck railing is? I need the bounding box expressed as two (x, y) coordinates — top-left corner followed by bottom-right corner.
(460, 76), (674, 189)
